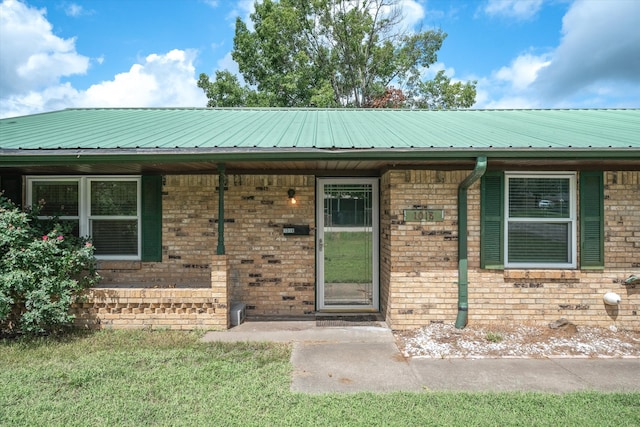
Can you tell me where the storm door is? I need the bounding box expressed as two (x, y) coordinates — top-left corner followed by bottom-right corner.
(316, 178), (379, 310)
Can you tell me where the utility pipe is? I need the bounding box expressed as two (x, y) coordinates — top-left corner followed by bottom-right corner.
(217, 164), (226, 255)
(455, 156), (487, 329)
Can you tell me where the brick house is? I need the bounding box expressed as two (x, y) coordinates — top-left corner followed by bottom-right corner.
(1, 108), (639, 331)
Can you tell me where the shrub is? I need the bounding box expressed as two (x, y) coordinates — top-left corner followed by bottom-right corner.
(0, 195), (100, 335)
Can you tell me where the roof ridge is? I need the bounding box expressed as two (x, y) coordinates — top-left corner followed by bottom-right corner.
(57, 107), (640, 113)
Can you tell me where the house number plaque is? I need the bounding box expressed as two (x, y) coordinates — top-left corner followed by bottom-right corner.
(283, 224), (310, 236)
(403, 209), (444, 222)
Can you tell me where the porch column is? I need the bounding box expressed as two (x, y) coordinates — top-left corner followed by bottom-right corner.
(217, 164), (225, 255)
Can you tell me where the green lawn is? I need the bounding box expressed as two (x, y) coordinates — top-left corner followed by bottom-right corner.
(1, 330), (638, 427)
(325, 231), (372, 283)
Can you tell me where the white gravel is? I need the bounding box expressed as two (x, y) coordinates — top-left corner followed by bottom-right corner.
(395, 323), (640, 359)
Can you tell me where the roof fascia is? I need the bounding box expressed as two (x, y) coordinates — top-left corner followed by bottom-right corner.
(1, 147), (639, 167)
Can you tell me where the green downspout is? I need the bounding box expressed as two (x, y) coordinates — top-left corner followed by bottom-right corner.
(217, 164), (226, 255)
(455, 156), (487, 329)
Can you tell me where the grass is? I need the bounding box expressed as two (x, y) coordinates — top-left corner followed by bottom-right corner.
(1, 330), (639, 427)
(324, 231), (372, 283)
(486, 332), (503, 343)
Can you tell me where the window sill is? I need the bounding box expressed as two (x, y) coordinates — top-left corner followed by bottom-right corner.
(97, 261), (142, 270)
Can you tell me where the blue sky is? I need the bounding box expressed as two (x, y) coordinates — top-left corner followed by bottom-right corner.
(1, 0), (639, 118)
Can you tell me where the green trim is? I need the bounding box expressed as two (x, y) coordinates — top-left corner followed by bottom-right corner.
(216, 165), (225, 255)
(1, 149), (639, 167)
(579, 171), (605, 268)
(480, 171), (504, 269)
(141, 175), (163, 262)
(456, 156), (487, 329)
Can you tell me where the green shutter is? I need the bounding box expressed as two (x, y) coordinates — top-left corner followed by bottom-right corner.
(580, 171), (604, 268)
(480, 171), (504, 269)
(141, 175), (162, 262)
(0, 175), (22, 207)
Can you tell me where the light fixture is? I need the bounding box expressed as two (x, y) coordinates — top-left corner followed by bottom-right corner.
(287, 189), (297, 204)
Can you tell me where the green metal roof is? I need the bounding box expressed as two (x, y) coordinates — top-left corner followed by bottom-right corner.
(1, 108), (639, 153)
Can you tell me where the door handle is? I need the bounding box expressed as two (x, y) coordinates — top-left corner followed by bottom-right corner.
(318, 238), (323, 251)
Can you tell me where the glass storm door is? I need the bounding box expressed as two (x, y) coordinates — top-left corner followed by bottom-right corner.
(316, 178), (379, 310)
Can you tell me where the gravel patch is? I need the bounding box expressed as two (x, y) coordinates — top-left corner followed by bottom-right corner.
(395, 323), (640, 359)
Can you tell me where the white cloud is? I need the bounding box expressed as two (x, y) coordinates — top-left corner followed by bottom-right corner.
(0, 83), (80, 118)
(419, 62), (453, 80)
(472, 52), (550, 109)
(64, 2), (90, 17)
(1, 48), (208, 118)
(473, 52), (553, 109)
(0, 0), (89, 96)
(533, 0), (640, 103)
(202, 0), (219, 8)
(495, 53), (551, 91)
(386, 0), (425, 33)
(483, 0), (544, 20)
(216, 52), (239, 74)
(0, 0), (208, 118)
(75, 49), (208, 108)
(484, 97), (537, 110)
(228, 0), (255, 29)
(477, 0), (640, 109)
(1, 49), (208, 118)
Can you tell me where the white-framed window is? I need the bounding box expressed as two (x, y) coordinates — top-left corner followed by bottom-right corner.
(27, 176), (141, 260)
(504, 172), (577, 268)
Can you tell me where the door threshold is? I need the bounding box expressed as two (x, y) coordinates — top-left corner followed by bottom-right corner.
(316, 309), (379, 315)
(315, 312), (383, 322)
(315, 312), (385, 327)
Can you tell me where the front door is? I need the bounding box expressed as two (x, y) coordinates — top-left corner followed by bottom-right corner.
(316, 178), (379, 311)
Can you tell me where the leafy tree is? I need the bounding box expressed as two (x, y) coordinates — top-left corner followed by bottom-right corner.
(198, 70), (249, 107)
(0, 195), (99, 335)
(199, 0), (476, 109)
(368, 86), (406, 108)
(411, 70), (476, 109)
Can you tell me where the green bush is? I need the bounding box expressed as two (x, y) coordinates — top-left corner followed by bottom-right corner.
(0, 195), (100, 335)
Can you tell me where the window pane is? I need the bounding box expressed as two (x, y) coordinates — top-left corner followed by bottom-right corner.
(32, 181), (79, 216)
(508, 222), (570, 263)
(324, 184), (373, 227)
(91, 181), (137, 216)
(508, 177), (570, 218)
(91, 220), (138, 255)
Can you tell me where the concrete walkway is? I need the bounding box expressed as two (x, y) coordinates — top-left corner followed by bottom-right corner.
(201, 321), (640, 394)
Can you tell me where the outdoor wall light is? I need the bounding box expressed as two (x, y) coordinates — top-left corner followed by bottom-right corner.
(288, 189), (297, 205)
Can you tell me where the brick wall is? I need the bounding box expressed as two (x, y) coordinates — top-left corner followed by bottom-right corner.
(224, 175), (316, 318)
(91, 173), (316, 323)
(380, 173), (391, 322)
(604, 171), (640, 268)
(381, 170), (466, 329)
(97, 175), (218, 287)
(73, 255), (229, 330)
(382, 170), (639, 331)
(82, 169), (638, 331)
